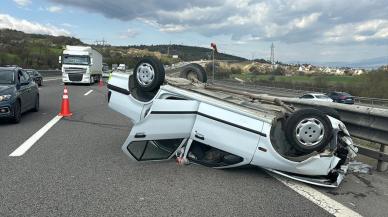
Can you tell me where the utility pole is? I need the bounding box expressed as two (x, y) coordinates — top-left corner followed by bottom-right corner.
(167, 41), (171, 56)
(270, 42), (275, 69)
(212, 49), (215, 83)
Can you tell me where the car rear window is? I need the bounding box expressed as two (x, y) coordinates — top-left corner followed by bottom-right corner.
(340, 92), (352, 96)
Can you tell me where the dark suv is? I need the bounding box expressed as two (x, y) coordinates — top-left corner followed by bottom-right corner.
(23, 69), (43, 86)
(326, 91), (355, 104)
(0, 67), (40, 123)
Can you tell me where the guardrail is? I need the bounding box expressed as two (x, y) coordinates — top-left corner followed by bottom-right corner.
(355, 97), (388, 107)
(213, 81), (388, 171)
(221, 79), (388, 108)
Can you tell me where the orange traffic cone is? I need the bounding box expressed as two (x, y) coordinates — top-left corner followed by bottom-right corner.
(98, 77), (104, 88)
(59, 86), (72, 117)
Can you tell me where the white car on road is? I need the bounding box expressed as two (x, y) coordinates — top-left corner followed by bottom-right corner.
(107, 58), (357, 187)
(299, 93), (333, 102)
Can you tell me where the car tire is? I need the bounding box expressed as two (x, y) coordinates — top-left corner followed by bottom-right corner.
(316, 106), (341, 120)
(285, 108), (333, 154)
(133, 57), (165, 92)
(180, 63), (207, 83)
(32, 95), (39, 112)
(12, 101), (21, 124)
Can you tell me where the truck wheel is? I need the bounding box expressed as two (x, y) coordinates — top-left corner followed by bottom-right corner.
(285, 108), (333, 154)
(180, 63), (207, 83)
(133, 57), (165, 92)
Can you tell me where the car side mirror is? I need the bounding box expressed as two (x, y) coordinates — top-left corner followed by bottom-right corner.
(59, 56), (62, 64)
(90, 57), (93, 65)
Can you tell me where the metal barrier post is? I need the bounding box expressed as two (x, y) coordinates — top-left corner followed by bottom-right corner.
(377, 144), (388, 172)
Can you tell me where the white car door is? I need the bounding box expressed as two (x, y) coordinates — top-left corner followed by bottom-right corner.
(122, 99), (200, 161)
(188, 103), (265, 167)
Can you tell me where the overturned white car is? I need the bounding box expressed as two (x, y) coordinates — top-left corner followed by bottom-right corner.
(107, 58), (358, 188)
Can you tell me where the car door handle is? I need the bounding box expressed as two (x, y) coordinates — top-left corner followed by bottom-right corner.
(195, 132), (204, 140)
(134, 133), (146, 138)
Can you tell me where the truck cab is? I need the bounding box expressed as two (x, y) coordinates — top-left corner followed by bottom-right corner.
(60, 46), (103, 85)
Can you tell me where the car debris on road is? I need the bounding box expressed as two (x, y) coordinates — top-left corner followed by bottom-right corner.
(107, 57), (358, 188)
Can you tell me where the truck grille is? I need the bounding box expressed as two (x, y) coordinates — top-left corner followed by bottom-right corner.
(68, 73), (83, 81)
(64, 67), (87, 74)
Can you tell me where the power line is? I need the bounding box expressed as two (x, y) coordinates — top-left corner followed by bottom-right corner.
(94, 38), (108, 46)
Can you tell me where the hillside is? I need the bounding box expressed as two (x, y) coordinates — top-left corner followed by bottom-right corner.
(0, 29), (246, 69)
(127, 45), (246, 62)
(0, 29), (83, 69)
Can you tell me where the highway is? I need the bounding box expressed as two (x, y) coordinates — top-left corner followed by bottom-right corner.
(0, 78), (387, 217)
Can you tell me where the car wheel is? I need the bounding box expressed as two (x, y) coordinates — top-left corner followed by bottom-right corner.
(180, 63), (207, 83)
(12, 101), (21, 123)
(133, 57), (165, 92)
(32, 95), (39, 112)
(285, 108), (333, 154)
(39, 81), (42, 86)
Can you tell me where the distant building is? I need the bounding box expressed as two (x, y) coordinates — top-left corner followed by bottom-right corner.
(353, 69), (365, 75)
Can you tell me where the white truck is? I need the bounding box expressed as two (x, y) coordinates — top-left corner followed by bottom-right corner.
(107, 58), (358, 188)
(60, 46), (103, 84)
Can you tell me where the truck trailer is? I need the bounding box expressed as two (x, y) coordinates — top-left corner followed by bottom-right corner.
(60, 46), (103, 84)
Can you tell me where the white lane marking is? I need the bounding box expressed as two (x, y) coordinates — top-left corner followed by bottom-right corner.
(9, 115), (63, 157)
(43, 77), (61, 82)
(84, 90), (93, 96)
(270, 174), (362, 217)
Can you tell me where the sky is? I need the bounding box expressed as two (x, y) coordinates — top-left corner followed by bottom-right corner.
(1, 0), (388, 63)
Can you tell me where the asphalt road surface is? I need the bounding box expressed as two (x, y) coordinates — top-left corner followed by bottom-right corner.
(0, 78), (387, 217)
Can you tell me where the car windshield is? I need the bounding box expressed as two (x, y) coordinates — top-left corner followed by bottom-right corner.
(315, 95), (330, 99)
(63, 55), (90, 65)
(0, 70), (15, 84)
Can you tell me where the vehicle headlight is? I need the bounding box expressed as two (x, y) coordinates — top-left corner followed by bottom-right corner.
(0, 95), (12, 102)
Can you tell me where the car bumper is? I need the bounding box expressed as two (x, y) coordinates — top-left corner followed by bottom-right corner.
(0, 101), (14, 118)
(62, 74), (91, 83)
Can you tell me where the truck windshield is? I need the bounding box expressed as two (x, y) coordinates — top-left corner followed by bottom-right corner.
(63, 55), (90, 65)
(0, 70), (15, 84)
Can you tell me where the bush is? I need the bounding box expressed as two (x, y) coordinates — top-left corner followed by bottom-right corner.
(272, 66), (286, 76)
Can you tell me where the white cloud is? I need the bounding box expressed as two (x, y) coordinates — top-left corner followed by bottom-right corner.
(119, 28), (139, 39)
(48, 0), (388, 45)
(324, 19), (388, 43)
(0, 13), (70, 36)
(13, 0), (31, 7)
(291, 13), (321, 29)
(46, 6), (62, 13)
